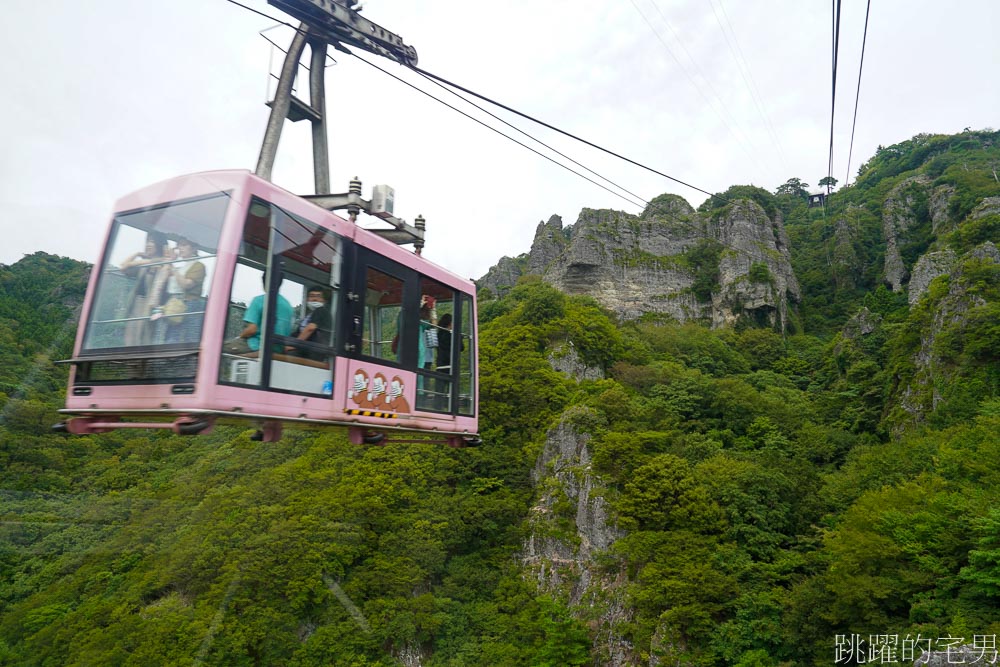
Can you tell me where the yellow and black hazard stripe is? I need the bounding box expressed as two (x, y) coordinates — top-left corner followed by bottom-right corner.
(345, 409), (398, 419)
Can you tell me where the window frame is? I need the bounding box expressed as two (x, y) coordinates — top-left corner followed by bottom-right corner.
(78, 191), (229, 371)
(217, 197), (344, 397)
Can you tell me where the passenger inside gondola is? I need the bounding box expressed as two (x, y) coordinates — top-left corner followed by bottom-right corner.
(159, 237), (207, 344)
(289, 286), (333, 360)
(120, 231), (169, 346)
(419, 294), (437, 371)
(225, 275), (294, 354)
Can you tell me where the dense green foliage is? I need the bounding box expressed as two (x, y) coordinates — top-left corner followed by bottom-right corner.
(0, 258), (591, 666)
(2, 131), (999, 665)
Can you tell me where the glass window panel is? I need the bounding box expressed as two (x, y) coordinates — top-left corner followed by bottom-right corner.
(457, 292), (476, 416)
(363, 267), (403, 362)
(220, 263), (265, 388)
(83, 193), (226, 353)
(418, 276), (454, 373)
(219, 198), (343, 396)
(416, 276), (455, 413)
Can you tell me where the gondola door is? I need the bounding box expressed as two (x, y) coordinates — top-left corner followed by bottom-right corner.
(342, 246), (419, 416)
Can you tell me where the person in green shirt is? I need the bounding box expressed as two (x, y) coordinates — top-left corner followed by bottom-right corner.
(226, 275), (294, 353)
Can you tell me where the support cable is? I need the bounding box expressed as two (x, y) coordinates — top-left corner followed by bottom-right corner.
(410, 63), (730, 205)
(827, 0), (842, 184)
(351, 54), (647, 210)
(223, 0), (734, 208)
(845, 0), (872, 186)
(410, 59), (652, 209)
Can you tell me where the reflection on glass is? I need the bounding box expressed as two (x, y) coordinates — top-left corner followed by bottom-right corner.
(364, 267), (403, 362)
(83, 193), (226, 351)
(220, 198), (342, 396)
(458, 293), (476, 416)
(416, 276), (455, 412)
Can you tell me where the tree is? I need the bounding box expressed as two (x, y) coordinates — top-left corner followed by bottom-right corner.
(818, 176), (838, 194)
(774, 178), (810, 198)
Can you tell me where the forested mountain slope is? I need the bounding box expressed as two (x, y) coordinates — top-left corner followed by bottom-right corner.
(2, 130), (999, 666)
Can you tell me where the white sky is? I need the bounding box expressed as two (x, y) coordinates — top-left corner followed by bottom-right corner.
(2, 0), (997, 281)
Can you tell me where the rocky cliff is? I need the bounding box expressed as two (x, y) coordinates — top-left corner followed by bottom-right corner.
(891, 241), (1000, 432)
(522, 409), (632, 666)
(880, 177), (972, 294)
(479, 195), (801, 331)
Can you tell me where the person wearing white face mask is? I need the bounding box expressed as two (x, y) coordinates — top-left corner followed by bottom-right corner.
(290, 286), (333, 361)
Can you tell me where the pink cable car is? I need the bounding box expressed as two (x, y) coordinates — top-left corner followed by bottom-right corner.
(57, 170), (479, 444)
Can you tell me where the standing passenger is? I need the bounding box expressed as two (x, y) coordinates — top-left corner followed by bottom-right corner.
(162, 237), (207, 344)
(121, 231), (168, 346)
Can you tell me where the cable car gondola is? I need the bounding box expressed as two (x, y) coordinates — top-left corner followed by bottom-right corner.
(56, 170), (479, 444)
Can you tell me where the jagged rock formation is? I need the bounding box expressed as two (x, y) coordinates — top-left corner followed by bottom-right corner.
(880, 176), (957, 292)
(970, 195), (1000, 221)
(908, 249), (957, 305)
(894, 241), (1000, 430)
(712, 201), (800, 330)
(841, 306), (882, 340)
(914, 645), (990, 666)
(478, 255), (526, 297)
(929, 184), (957, 233)
(479, 195), (801, 331)
(522, 409), (631, 666)
(527, 214), (569, 275)
(548, 342), (604, 382)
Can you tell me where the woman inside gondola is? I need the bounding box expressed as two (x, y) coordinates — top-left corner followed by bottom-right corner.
(161, 236), (207, 344)
(120, 231), (169, 346)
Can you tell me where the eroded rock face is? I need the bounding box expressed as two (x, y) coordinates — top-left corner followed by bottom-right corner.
(842, 306), (882, 339)
(523, 411), (633, 666)
(478, 254), (525, 297)
(528, 215), (568, 276)
(909, 250), (957, 305)
(929, 184), (956, 233)
(711, 202), (800, 331)
(479, 197), (800, 331)
(914, 645), (991, 666)
(548, 343), (604, 382)
(894, 242), (1000, 431)
(970, 196), (1000, 220)
(882, 176), (932, 292)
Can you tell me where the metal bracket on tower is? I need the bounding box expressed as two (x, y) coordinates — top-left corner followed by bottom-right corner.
(267, 0), (418, 67)
(303, 177), (426, 247)
(255, 1), (424, 248)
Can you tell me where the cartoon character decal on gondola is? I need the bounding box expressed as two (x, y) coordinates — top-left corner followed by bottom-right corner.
(348, 369), (370, 407)
(347, 368), (410, 413)
(369, 373), (387, 406)
(385, 375), (410, 413)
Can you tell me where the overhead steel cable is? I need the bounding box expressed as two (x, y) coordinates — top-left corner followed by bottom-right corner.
(409, 63), (732, 206)
(224, 1), (699, 235)
(845, 0), (872, 186)
(221, 0), (738, 215)
(827, 0), (842, 184)
(350, 53), (647, 210)
(407, 57), (653, 210)
(222, 0), (796, 277)
(355, 53), (736, 240)
(711, 0), (792, 171)
(358, 56), (760, 241)
(630, 0), (774, 178)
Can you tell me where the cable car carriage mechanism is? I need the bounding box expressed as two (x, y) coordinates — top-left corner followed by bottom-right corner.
(55, 1), (480, 445)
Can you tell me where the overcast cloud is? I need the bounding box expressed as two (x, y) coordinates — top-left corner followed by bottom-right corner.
(2, 0), (997, 280)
